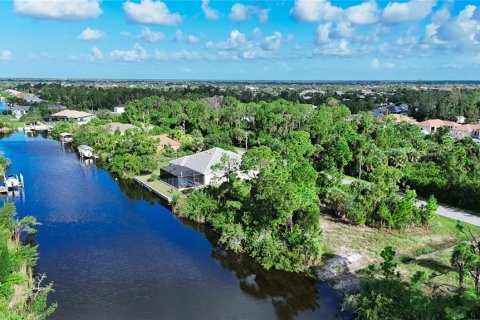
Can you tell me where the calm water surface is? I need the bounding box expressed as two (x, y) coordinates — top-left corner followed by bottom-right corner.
(0, 131), (351, 320)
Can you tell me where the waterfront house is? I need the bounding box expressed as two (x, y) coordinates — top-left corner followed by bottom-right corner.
(416, 119), (460, 134)
(107, 122), (137, 135)
(10, 105), (30, 119)
(46, 110), (94, 124)
(160, 147), (242, 189)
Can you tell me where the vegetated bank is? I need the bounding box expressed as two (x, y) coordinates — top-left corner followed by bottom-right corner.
(0, 151), (55, 318)
(48, 96), (480, 317)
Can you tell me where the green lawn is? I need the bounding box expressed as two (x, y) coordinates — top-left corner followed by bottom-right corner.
(0, 114), (24, 128)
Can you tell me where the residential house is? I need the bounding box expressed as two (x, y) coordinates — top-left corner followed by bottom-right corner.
(373, 104), (409, 117)
(450, 124), (480, 139)
(107, 122), (137, 135)
(153, 134), (181, 152)
(10, 105), (30, 119)
(22, 94), (43, 103)
(416, 119), (460, 134)
(45, 110), (94, 123)
(160, 147), (242, 189)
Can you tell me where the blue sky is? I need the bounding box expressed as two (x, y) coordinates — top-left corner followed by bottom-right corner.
(0, 0), (479, 80)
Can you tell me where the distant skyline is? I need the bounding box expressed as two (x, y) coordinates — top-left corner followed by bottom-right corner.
(1, 0), (480, 80)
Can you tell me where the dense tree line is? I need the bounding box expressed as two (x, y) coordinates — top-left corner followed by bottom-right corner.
(9, 83), (480, 124)
(0, 202), (56, 319)
(51, 95), (480, 272)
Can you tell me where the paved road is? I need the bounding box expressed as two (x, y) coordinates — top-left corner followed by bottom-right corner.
(416, 198), (480, 227)
(342, 178), (480, 227)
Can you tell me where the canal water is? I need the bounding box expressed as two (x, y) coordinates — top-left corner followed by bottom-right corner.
(0, 131), (351, 320)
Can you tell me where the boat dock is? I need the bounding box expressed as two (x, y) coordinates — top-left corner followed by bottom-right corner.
(134, 175), (178, 204)
(24, 123), (52, 133)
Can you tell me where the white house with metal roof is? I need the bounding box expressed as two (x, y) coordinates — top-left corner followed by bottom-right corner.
(160, 147), (242, 189)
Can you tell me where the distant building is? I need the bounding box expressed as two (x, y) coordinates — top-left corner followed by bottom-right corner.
(160, 147), (242, 189)
(23, 94), (43, 103)
(113, 106), (125, 114)
(10, 105), (30, 119)
(107, 122), (137, 135)
(373, 104), (409, 117)
(46, 110), (94, 123)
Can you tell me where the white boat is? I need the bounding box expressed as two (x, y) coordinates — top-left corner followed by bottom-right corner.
(60, 132), (73, 143)
(5, 174), (21, 190)
(78, 145), (95, 158)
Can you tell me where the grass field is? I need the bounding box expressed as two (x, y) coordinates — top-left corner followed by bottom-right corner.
(322, 213), (479, 277)
(0, 114), (24, 128)
(322, 213), (480, 295)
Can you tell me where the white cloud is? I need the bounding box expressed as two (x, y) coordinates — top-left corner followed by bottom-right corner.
(382, 0), (437, 24)
(313, 39), (351, 56)
(242, 47), (272, 60)
(172, 29), (184, 42)
(315, 24), (332, 45)
(290, 0), (342, 23)
(201, 0), (219, 20)
(261, 32), (283, 51)
(423, 4), (480, 51)
(291, 0), (379, 26)
(139, 27), (164, 42)
(186, 35), (199, 44)
(179, 67), (192, 73)
(252, 27), (263, 38)
(123, 0), (181, 25)
(371, 58), (395, 69)
(0, 50), (12, 61)
(345, 0), (379, 25)
(153, 49), (202, 61)
(172, 29), (200, 44)
(208, 29), (247, 50)
(229, 3), (270, 23)
(14, 0), (102, 21)
(89, 46), (103, 60)
(78, 27), (105, 41)
(111, 43), (148, 62)
(334, 22), (354, 38)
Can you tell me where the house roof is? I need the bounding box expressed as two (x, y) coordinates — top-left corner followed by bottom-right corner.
(417, 119), (460, 128)
(50, 110), (93, 119)
(154, 134), (181, 148)
(454, 124), (480, 132)
(107, 122), (137, 133)
(10, 105), (30, 111)
(170, 147), (241, 175)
